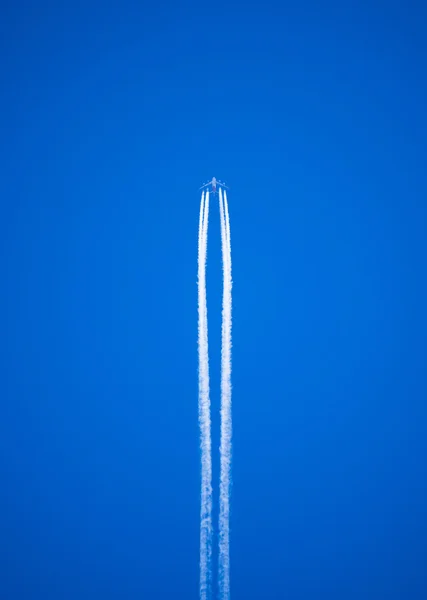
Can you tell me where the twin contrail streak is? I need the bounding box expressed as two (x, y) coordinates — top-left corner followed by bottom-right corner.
(218, 189), (232, 600)
(197, 187), (233, 600)
(198, 191), (212, 600)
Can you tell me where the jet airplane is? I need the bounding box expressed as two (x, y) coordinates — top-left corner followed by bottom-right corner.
(199, 177), (229, 195)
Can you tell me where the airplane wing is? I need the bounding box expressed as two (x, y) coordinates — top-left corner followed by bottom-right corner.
(199, 182), (210, 190)
(218, 181), (229, 189)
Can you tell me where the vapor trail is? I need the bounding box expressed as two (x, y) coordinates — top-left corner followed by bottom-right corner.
(198, 191), (212, 600)
(218, 189), (232, 600)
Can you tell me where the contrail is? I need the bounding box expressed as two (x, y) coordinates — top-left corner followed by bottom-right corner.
(198, 191), (212, 600)
(218, 188), (232, 600)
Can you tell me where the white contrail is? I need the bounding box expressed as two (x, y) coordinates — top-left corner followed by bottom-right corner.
(218, 188), (232, 600)
(198, 191), (212, 600)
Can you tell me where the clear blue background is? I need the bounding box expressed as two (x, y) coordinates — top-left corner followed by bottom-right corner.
(1, 1), (426, 598)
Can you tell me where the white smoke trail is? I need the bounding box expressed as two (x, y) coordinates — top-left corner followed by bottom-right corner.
(218, 189), (232, 600)
(198, 191), (212, 600)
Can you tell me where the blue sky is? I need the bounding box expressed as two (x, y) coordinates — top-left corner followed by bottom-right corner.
(1, 1), (427, 599)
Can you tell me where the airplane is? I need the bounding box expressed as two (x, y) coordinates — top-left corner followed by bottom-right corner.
(199, 177), (229, 195)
